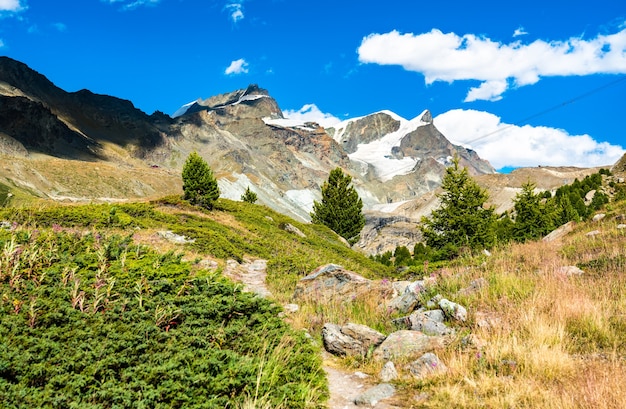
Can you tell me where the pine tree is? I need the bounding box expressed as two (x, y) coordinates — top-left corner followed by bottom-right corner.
(555, 193), (580, 225)
(512, 181), (556, 242)
(420, 157), (496, 254)
(311, 167), (365, 245)
(241, 186), (258, 204)
(182, 152), (220, 209)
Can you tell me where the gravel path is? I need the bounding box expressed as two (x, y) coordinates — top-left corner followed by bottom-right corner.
(223, 258), (398, 408)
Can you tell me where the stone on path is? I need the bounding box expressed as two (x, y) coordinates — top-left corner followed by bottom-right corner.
(354, 383), (396, 407)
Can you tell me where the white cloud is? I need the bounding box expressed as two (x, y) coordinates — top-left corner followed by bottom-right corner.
(0, 0), (26, 15)
(465, 80), (507, 102)
(283, 104), (341, 128)
(0, 0), (22, 11)
(226, 3), (244, 23)
(513, 27), (528, 37)
(225, 58), (249, 75)
(434, 109), (625, 169)
(104, 0), (160, 10)
(0, 39), (4, 48)
(358, 27), (626, 101)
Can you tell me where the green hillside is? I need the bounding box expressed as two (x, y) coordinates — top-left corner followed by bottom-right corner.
(0, 197), (391, 408)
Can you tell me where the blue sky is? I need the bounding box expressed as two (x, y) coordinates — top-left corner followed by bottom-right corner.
(1, 0), (625, 170)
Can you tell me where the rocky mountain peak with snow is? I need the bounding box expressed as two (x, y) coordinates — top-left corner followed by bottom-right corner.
(0, 57), (502, 245)
(172, 84), (283, 120)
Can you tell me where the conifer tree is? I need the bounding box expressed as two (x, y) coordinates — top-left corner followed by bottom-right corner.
(311, 167), (365, 245)
(182, 152), (220, 209)
(241, 186), (258, 204)
(512, 181), (556, 241)
(420, 157), (496, 254)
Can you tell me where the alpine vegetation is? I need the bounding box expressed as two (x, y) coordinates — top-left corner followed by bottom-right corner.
(311, 167), (366, 245)
(182, 152), (220, 209)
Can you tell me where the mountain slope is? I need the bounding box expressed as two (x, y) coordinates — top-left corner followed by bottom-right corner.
(0, 56), (602, 243)
(0, 57), (498, 221)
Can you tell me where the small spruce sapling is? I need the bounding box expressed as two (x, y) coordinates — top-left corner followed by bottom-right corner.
(241, 186), (258, 204)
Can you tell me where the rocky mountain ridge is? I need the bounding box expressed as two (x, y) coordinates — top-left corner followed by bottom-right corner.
(0, 56), (612, 254)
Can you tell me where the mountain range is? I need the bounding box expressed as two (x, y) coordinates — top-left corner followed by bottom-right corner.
(0, 56), (611, 253)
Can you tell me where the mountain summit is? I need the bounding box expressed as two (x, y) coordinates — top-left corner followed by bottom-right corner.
(0, 56), (496, 222)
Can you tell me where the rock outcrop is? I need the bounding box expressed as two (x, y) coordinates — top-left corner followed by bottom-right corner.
(322, 323), (386, 356)
(293, 264), (372, 301)
(373, 330), (445, 360)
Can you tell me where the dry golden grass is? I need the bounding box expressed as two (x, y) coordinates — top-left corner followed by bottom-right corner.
(289, 203), (626, 408)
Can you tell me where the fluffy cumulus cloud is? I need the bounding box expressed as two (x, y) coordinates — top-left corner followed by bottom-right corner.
(283, 104), (341, 128)
(225, 2), (244, 23)
(358, 27), (626, 102)
(434, 109), (625, 169)
(225, 58), (249, 75)
(0, 0), (26, 14)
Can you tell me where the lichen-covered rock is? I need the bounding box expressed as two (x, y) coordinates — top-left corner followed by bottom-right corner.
(322, 323), (386, 357)
(280, 222), (306, 238)
(387, 279), (429, 314)
(438, 298), (467, 322)
(557, 266), (585, 276)
(543, 221), (575, 242)
(379, 361), (398, 382)
(457, 278), (488, 296)
(592, 213), (606, 222)
(410, 310), (453, 336)
(407, 352), (447, 379)
(293, 264), (372, 302)
(353, 383), (395, 406)
(373, 330), (445, 360)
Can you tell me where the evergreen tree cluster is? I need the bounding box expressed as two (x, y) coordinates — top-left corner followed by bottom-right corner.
(372, 162), (618, 267)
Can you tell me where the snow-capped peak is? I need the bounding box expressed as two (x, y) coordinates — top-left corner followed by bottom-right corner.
(171, 100), (199, 118)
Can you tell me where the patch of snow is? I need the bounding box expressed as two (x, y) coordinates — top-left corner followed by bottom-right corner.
(355, 186), (383, 209)
(236, 94), (268, 104)
(172, 100), (198, 118)
(263, 117), (306, 127)
(371, 199), (412, 213)
(173, 94), (269, 118)
(348, 111), (430, 182)
(436, 156), (453, 166)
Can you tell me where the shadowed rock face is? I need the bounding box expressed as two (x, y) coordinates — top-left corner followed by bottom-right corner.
(0, 57), (171, 160)
(0, 96), (100, 160)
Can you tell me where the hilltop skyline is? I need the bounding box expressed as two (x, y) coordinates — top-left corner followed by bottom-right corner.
(1, 0), (625, 170)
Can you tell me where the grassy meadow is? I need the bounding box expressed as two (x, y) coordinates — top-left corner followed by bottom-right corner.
(0, 193), (625, 408)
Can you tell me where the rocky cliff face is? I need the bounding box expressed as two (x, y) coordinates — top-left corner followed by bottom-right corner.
(0, 95), (99, 159)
